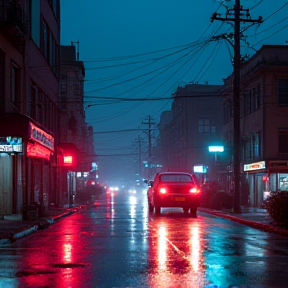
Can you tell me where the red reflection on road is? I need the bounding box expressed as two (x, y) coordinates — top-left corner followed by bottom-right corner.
(148, 216), (207, 288)
(18, 216), (91, 288)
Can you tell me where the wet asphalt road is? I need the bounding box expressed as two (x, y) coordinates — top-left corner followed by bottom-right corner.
(0, 191), (288, 288)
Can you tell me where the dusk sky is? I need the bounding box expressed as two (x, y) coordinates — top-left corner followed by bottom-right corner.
(60, 0), (288, 170)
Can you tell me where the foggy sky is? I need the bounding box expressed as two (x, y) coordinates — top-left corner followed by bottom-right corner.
(60, 0), (288, 163)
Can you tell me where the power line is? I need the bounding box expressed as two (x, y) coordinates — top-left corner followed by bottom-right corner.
(93, 128), (148, 134)
(84, 41), (210, 94)
(84, 41), (207, 71)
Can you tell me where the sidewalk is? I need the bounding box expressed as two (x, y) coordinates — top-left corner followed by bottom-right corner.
(0, 206), (287, 245)
(0, 206), (85, 245)
(198, 207), (288, 237)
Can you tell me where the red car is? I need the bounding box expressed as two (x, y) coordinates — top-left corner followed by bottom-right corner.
(147, 172), (201, 216)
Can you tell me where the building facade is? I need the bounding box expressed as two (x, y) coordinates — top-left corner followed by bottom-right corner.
(222, 45), (288, 207)
(0, 0), (94, 218)
(157, 83), (224, 183)
(156, 46), (288, 208)
(59, 45), (95, 204)
(0, 0), (60, 217)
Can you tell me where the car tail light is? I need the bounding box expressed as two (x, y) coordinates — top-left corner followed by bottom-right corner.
(159, 187), (167, 194)
(189, 187), (201, 194)
(87, 180), (96, 186)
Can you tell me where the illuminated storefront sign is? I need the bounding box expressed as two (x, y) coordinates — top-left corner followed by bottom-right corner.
(0, 137), (23, 153)
(243, 161), (266, 172)
(193, 165), (207, 173)
(29, 122), (54, 151)
(27, 142), (51, 160)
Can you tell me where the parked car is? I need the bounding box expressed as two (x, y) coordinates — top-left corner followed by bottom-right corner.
(147, 171), (201, 216)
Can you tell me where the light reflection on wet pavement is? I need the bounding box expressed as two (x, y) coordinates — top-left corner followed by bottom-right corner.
(0, 192), (288, 288)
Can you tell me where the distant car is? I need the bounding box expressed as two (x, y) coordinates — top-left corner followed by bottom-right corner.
(128, 186), (137, 194)
(128, 183), (147, 195)
(147, 172), (201, 216)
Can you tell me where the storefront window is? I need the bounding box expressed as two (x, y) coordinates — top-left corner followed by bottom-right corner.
(269, 174), (277, 192)
(279, 174), (288, 191)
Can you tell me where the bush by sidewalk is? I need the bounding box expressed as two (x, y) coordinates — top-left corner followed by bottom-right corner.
(264, 190), (288, 227)
(200, 181), (222, 208)
(208, 191), (233, 210)
(200, 181), (233, 210)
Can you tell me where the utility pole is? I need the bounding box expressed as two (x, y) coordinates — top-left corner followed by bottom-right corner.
(133, 135), (143, 177)
(233, 0), (241, 214)
(142, 115), (156, 158)
(142, 115), (156, 179)
(211, 1), (262, 213)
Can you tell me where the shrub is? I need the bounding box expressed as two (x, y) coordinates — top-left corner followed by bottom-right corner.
(200, 189), (214, 208)
(208, 191), (233, 210)
(220, 192), (233, 209)
(264, 191), (288, 226)
(208, 193), (222, 210)
(200, 182), (223, 208)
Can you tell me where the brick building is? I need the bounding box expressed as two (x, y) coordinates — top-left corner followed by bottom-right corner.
(0, 0), (94, 218)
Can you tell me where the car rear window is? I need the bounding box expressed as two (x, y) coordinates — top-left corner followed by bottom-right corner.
(160, 174), (193, 183)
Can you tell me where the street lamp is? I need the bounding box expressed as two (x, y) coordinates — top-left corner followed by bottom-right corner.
(208, 145), (224, 182)
(208, 146), (224, 164)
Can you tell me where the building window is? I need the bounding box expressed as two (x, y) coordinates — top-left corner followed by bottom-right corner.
(198, 119), (215, 133)
(250, 134), (254, 159)
(43, 95), (48, 127)
(41, 20), (48, 59)
(245, 140), (251, 160)
(29, 84), (37, 119)
(256, 84), (260, 110)
(30, 0), (41, 47)
(254, 132), (260, 158)
(279, 130), (288, 153)
(249, 132), (260, 159)
(49, 0), (60, 22)
(49, 33), (54, 67)
(279, 174), (288, 191)
(60, 75), (67, 94)
(40, 18), (58, 76)
(37, 91), (44, 124)
(244, 91), (251, 115)
(45, 98), (52, 130)
(278, 80), (288, 106)
(250, 89), (255, 112)
(11, 63), (20, 105)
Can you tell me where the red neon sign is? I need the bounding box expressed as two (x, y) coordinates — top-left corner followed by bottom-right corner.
(27, 142), (51, 160)
(29, 122), (54, 151)
(63, 155), (73, 166)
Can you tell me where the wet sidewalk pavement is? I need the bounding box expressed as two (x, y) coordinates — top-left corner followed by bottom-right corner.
(0, 206), (287, 245)
(0, 206), (85, 245)
(198, 207), (288, 237)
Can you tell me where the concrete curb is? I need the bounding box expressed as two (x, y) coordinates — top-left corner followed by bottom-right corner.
(13, 225), (38, 239)
(0, 206), (84, 245)
(0, 225), (39, 245)
(47, 206), (84, 224)
(198, 208), (288, 237)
